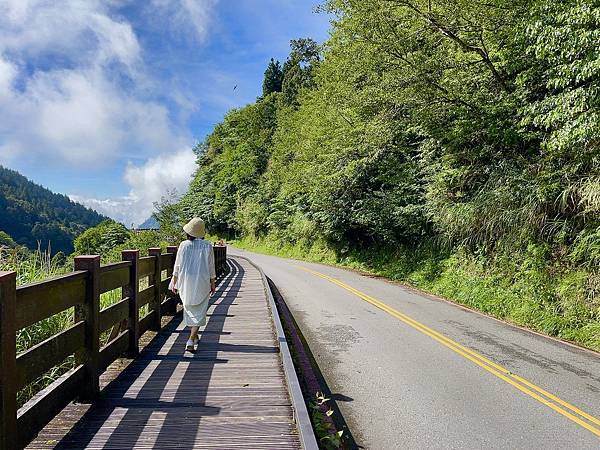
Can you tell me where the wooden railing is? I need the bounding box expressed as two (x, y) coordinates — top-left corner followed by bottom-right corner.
(0, 244), (227, 450)
(214, 245), (227, 276)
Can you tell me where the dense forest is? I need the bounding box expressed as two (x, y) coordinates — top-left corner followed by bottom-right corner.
(176, 1), (599, 348)
(0, 165), (107, 254)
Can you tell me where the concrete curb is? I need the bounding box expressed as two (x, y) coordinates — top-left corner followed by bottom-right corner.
(233, 255), (319, 450)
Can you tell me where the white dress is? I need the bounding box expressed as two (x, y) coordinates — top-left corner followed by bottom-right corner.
(172, 238), (216, 327)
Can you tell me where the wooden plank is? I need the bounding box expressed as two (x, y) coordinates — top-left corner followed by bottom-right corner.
(17, 365), (84, 449)
(99, 331), (129, 373)
(99, 264), (130, 294)
(160, 295), (177, 312)
(26, 257), (304, 450)
(122, 250), (140, 357)
(165, 246), (177, 278)
(138, 257), (155, 277)
(148, 249), (162, 331)
(16, 322), (85, 391)
(15, 272), (86, 330)
(160, 253), (174, 269)
(160, 278), (169, 295)
(138, 311), (154, 336)
(99, 298), (129, 332)
(214, 246), (227, 277)
(138, 286), (154, 307)
(100, 261), (132, 272)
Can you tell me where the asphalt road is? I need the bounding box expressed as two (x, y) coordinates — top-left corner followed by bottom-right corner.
(229, 248), (600, 450)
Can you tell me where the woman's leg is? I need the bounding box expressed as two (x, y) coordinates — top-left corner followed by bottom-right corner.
(189, 326), (199, 341)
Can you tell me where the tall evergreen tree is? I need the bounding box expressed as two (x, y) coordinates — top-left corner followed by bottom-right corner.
(262, 58), (283, 96)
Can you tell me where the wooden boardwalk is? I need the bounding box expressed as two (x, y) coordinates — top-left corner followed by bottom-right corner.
(28, 258), (301, 449)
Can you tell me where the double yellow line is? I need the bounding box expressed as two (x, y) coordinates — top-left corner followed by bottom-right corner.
(296, 265), (600, 437)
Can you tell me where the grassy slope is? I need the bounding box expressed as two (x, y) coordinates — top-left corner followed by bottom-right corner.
(229, 236), (600, 353)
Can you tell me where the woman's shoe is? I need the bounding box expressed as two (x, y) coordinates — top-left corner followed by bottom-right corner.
(185, 339), (195, 352)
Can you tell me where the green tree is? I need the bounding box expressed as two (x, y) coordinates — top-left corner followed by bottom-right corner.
(0, 231), (16, 247)
(74, 220), (130, 256)
(153, 190), (185, 244)
(518, 0), (600, 254)
(179, 92), (279, 236)
(281, 38), (321, 107)
(262, 58), (283, 96)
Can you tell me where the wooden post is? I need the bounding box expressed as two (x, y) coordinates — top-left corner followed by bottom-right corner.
(148, 248), (162, 331)
(166, 245), (178, 272)
(0, 271), (17, 450)
(166, 246), (178, 315)
(122, 250), (139, 357)
(74, 256), (101, 402)
(214, 246), (226, 277)
(213, 244), (218, 277)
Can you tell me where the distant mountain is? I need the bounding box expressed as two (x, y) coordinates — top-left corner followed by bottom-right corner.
(0, 165), (108, 254)
(138, 216), (159, 229)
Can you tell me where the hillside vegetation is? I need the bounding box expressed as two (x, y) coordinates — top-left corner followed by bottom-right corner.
(176, 0), (600, 349)
(0, 165), (107, 254)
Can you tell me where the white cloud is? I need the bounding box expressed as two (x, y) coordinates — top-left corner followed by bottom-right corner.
(149, 0), (217, 42)
(0, 0), (216, 224)
(0, 0), (195, 167)
(71, 148), (197, 227)
(0, 57), (17, 93)
(0, 0), (140, 70)
(68, 195), (138, 224)
(0, 66), (189, 165)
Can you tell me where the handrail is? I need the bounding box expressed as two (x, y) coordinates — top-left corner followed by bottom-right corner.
(0, 244), (227, 450)
(15, 271), (87, 330)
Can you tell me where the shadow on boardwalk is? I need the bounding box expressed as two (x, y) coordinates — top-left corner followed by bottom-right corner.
(50, 258), (293, 449)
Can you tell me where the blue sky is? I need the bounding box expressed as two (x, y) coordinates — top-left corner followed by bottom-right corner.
(0, 0), (330, 226)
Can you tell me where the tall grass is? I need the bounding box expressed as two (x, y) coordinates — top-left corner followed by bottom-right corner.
(1, 246), (74, 405)
(0, 245), (66, 285)
(0, 246), (71, 352)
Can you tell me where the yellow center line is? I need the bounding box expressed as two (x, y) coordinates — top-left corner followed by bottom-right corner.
(295, 265), (600, 437)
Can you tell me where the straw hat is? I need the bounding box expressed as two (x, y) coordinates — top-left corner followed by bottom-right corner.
(183, 218), (206, 238)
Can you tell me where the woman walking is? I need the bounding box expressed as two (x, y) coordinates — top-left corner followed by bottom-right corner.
(170, 218), (216, 352)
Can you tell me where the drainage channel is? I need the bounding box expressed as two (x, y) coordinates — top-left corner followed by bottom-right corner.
(267, 278), (359, 450)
